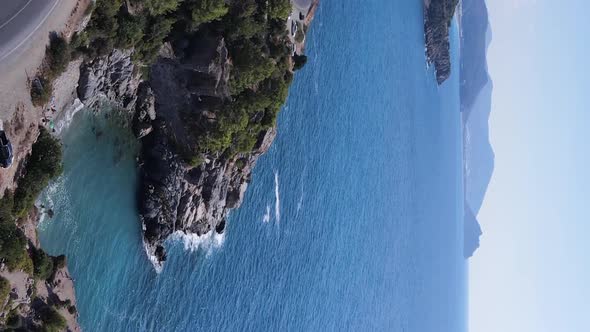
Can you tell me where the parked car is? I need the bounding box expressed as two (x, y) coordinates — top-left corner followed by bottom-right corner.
(0, 130), (14, 168)
(291, 20), (298, 37)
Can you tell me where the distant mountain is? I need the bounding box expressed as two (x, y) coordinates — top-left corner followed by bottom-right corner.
(464, 203), (483, 258)
(464, 79), (494, 215)
(460, 0), (495, 258)
(460, 0), (492, 118)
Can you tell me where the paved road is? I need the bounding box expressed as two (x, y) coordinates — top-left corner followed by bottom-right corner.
(292, 0), (313, 10)
(0, 0), (60, 63)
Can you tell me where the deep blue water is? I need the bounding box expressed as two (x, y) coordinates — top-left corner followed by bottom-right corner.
(38, 1), (466, 331)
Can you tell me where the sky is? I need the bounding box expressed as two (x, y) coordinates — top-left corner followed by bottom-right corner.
(470, 0), (590, 331)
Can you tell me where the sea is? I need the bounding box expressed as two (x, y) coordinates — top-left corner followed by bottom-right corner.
(38, 1), (467, 331)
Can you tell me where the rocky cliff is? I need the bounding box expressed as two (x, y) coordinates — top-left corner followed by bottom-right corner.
(140, 34), (286, 269)
(76, 37), (282, 271)
(76, 1), (317, 270)
(424, 0), (459, 84)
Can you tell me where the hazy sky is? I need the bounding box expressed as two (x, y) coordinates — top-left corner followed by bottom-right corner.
(470, 0), (590, 331)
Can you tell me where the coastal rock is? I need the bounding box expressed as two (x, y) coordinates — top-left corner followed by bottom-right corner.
(138, 120), (275, 270)
(135, 34), (282, 268)
(77, 49), (141, 110)
(424, 0), (459, 84)
(132, 83), (156, 138)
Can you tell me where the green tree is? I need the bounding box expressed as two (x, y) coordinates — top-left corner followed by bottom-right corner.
(224, 0), (264, 41)
(0, 222), (28, 271)
(141, 0), (181, 15)
(187, 0), (228, 29)
(38, 305), (67, 332)
(13, 128), (63, 217)
(45, 35), (71, 79)
(0, 191), (14, 223)
(230, 41), (276, 93)
(116, 13), (146, 49)
(135, 16), (176, 63)
(294, 24), (305, 43)
(268, 0), (291, 20)
(32, 247), (54, 281)
(30, 77), (53, 107)
(0, 276), (10, 309)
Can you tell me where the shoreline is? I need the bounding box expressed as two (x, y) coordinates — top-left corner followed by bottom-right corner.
(0, 0), (90, 195)
(0, 1), (91, 330)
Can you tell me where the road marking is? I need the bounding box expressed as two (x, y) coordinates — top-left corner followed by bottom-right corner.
(0, 0), (60, 63)
(0, 0), (34, 31)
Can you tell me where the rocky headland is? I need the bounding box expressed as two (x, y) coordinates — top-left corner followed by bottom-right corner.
(74, 0), (318, 270)
(424, 0), (459, 84)
(0, 0), (316, 328)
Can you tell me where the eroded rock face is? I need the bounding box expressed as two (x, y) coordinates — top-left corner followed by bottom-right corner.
(137, 35), (278, 268)
(138, 123), (276, 270)
(78, 49), (141, 110)
(75, 34), (280, 270)
(132, 83), (156, 138)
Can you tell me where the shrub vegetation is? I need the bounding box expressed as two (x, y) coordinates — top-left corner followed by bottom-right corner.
(31, 247), (54, 281)
(13, 128), (63, 217)
(0, 275), (11, 308)
(30, 35), (71, 106)
(38, 304), (67, 332)
(0, 128), (62, 273)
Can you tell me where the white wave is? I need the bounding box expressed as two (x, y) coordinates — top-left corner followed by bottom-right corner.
(170, 230), (225, 256)
(297, 165), (307, 213)
(54, 98), (84, 136)
(142, 239), (163, 274)
(274, 171), (280, 223)
(263, 205), (271, 223)
(36, 176), (65, 228)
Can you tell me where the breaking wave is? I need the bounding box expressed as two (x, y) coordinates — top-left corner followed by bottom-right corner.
(54, 98), (85, 136)
(274, 171), (280, 223)
(170, 230), (225, 256)
(263, 205), (271, 223)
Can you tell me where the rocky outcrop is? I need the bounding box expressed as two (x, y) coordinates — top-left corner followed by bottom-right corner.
(132, 83), (156, 138)
(139, 120), (275, 269)
(73, 35), (278, 270)
(424, 0), (459, 84)
(136, 35), (277, 270)
(77, 49), (141, 110)
(73, 1), (318, 269)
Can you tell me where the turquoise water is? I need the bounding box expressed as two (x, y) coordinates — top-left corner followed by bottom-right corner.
(39, 1), (466, 331)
